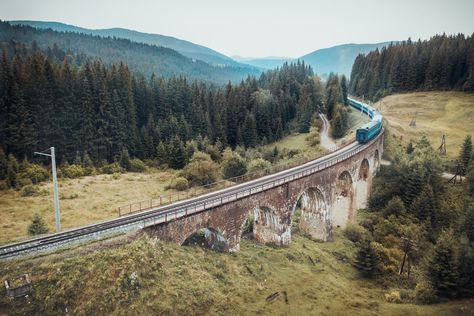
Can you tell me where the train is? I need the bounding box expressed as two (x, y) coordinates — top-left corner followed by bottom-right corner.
(347, 97), (383, 144)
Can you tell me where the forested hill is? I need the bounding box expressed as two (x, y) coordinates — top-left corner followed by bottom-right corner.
(10, 20), (245, 68)
(0, 21), (261, 84)
(0, 35), (331, 168)
(350, 34), (474, 100)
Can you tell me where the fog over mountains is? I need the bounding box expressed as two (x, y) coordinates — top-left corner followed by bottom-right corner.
(10, 20), (396, 79)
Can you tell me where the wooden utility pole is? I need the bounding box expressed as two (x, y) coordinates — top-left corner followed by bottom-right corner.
(399, 237), (416, 277)
(438, 134), (447, 155)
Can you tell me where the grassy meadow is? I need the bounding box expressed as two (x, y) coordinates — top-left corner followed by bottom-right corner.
(377, 92), (474, 159)
(1, 229), (473, 315)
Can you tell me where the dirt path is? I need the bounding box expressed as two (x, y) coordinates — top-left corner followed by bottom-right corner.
(319, 113), (337, 150)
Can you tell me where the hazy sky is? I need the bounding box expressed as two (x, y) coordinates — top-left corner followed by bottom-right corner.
(1, 0), (473, 58)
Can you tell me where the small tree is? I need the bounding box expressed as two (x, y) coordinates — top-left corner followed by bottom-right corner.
(222, 150), (247, 179)
(119, 147), (131, 171)
(425, 229), (460, 298)
(27, 213), (49, 235)
(458, 135), (472, 175)
(383, 196), (406, 217)
(183, 151), (219, 186)
(354, 238), (380, 277)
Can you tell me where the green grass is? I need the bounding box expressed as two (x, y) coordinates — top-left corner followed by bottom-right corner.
(0, 169), (177, 245)
(377, 92), (474, 159)
(1, 230), (472, 315)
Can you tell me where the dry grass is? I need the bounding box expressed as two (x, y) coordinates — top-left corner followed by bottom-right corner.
(0, 169), (176, 245)
(377, 92), (474, 159)
(1, 230), (473, 315)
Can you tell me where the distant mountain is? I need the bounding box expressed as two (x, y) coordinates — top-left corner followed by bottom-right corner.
(232, 56), (289, 70)
(10, 20), (252, 68)
(1, 21), (261, 84)
(300, 42), (395, 77)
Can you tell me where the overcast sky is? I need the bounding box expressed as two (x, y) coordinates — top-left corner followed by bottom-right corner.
(1, 0), (473, 58)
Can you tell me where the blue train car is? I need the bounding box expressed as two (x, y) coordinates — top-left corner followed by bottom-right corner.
(348, 97), (383, 143)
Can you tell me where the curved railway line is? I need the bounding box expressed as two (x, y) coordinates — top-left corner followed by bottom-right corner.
(0, 98), (383, 260)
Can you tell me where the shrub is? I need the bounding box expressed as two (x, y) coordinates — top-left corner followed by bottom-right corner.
(222, 150), (247, 179)
(101, 162), (124, 174)
(306, 130), (321, 147)
(20, 184), (40, 197)
(415, 281), (438, 304)
(0, 180), (7, 191)
(343, 224), (368, 243)
(20, 164), (50, 184)
(184, 151), (219, 186)
(129, 159), (147, 172)
(247, 158), (272, 176)
(384, 291), (401, 303)
(354, 239), (380, 277)
(27, 213), (49, 235)
(16, 177), (33, 188)
(62, 164), (84, 179)
(169, 177), (189, 191)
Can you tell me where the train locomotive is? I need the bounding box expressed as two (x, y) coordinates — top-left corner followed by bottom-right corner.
(348, 97), (383, 143)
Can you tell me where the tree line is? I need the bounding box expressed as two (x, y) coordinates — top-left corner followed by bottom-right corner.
(350, 33), (474, 100)
(0, 21), (260, 84)
(0, 40), (333, 169)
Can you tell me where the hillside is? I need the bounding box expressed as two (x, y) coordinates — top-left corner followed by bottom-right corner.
(1, 230), (473, 315)
(232, 56), (288, 70)
(0, 21), (260, 83)
(376, 92), (474, 159)
(301, 42), (394, 76)
(10, 20), (251, 68)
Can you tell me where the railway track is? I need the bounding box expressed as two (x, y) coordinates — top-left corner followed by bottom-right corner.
(0, 132), (383, 260)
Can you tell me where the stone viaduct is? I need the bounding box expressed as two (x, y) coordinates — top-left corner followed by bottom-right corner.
(146, 134), (383, 252)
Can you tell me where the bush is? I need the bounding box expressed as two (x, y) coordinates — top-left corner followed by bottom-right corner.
(101, 162), (124, 174)
(222, 150), (247, 179)
(0, 180), (7, 191)
(169, 177), (189, 191)
(16, 177), (33, 188)
(415, 281), (438, 304)
(27, 213), (49, 235)
(343, 224), (368, 243)
(19, 164), (49, 184)
(20, 184), (40, 197)
(384, 291), (402, 303)
(62, 164), (84, 179)
(129, 159), (147, 172)
(247, 158), (272, 176)
(306, 130), (321, 147)
(184, 151), (219, 186)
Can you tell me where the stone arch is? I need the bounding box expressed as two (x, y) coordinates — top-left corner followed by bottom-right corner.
(356, 159), (370, 209)
(252, 206), (290, 246)
(291, 187), (332, 241)
(332, 171), (354, 228)
(182, 227), (229, 252)
(374, 149), (380, 175)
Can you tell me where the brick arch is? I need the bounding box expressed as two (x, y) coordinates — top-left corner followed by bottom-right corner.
(182, 227), (229, 251)
(356, 158), (371, 209)
(252, 206), (290, 246)
(291, 187), (332, 241)
(373, 149), (380, 175)
(332, 170), (355, 228)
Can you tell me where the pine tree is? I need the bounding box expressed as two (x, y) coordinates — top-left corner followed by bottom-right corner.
(340, 75), (348, 105)
(410, 185), (437, 225)
(156, 141), (168, 165)
(27, 213), (49, 235)
(354, 239), (380, 277)
(458, 135), (472, 175)
(119, 147), (131, 171)
(6, 154), (19, 188)
(168, 136), (186, 169)
(402, 165), (424, 208)
(425, 229), (460, 298)
(243, 112), (257, 148)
